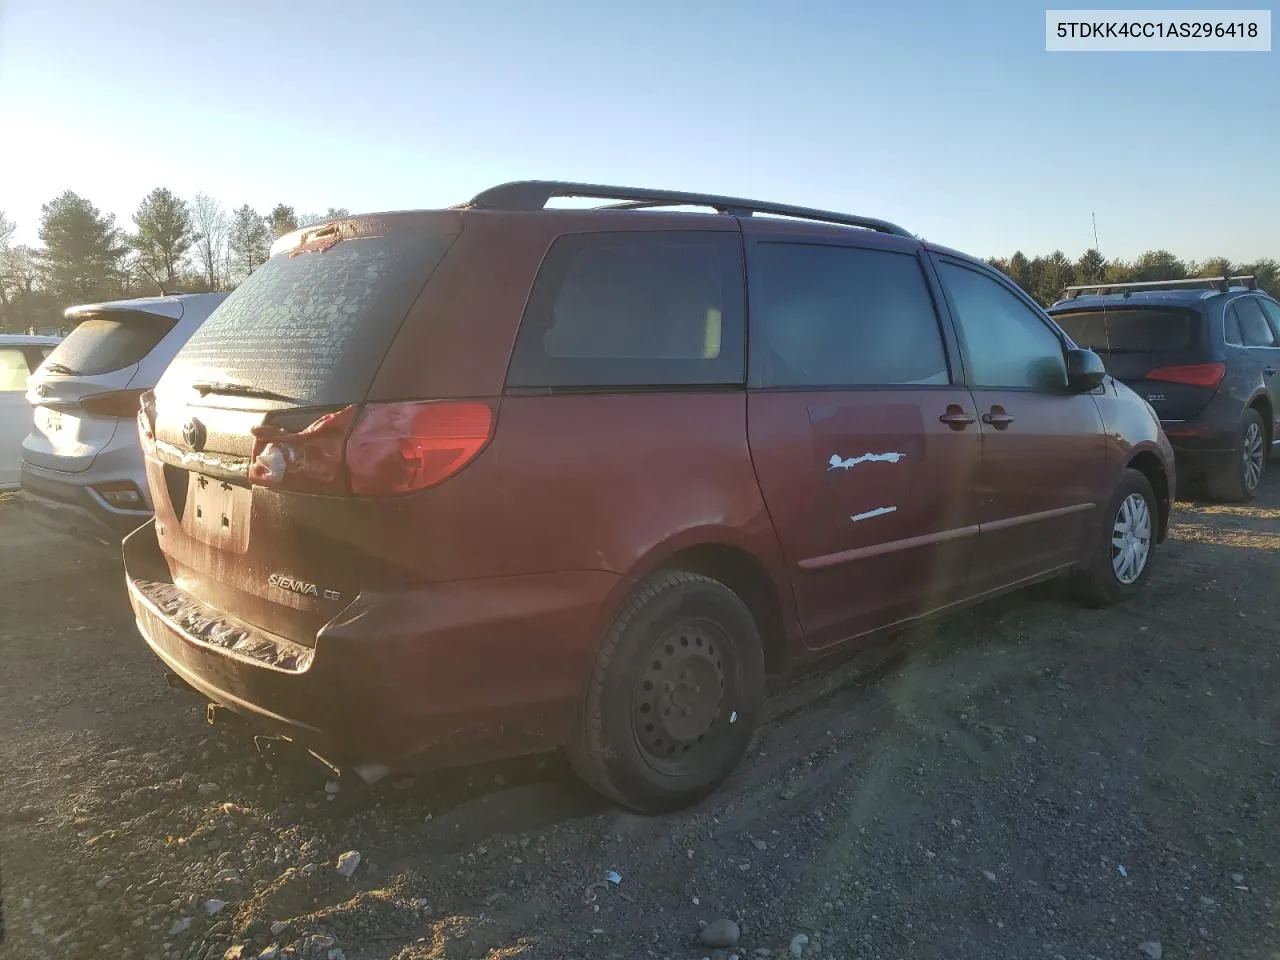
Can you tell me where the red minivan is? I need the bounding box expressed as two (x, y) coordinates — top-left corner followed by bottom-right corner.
(124, 182), (1175, 812)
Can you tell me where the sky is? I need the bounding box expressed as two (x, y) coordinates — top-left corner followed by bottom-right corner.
(0, 0), (1276, 263)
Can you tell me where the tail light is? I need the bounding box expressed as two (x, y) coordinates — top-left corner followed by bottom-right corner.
(137, 390), (157, 458)
(249, 406), (358, 494)
(248, 401), (494, 497)
(1145, 363), (1226, 388)
(346, 401), (494, 496)
(81, 388), (148, 419)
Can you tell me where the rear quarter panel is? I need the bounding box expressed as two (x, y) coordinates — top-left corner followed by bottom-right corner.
(263, 391), (802, 690)
(334, 391), (793, 594)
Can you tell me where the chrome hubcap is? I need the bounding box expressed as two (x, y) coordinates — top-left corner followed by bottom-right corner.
(1111, 492), (1152, 585)
(1243, 422), (1265, 491)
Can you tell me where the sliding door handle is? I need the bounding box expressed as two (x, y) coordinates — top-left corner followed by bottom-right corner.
(939, 405), (977, 430)
(982, 406), (1015, 429)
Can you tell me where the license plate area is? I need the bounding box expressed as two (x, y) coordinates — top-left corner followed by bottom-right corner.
(41, 407), (66, 434)
(183, 473), (251, 553)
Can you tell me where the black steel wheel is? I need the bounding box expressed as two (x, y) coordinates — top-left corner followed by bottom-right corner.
(632, 621), (730, 775)
(569, 571), (765, 813)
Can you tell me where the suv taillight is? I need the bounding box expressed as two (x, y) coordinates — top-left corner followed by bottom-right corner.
(82, 388), (148, 419)
(248, 401), (494, 497)
(1145, 362), (1226, 388)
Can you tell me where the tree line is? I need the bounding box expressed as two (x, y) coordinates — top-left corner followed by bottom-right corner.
(986, 248), (1279, 306)
(0, 190), (349, 332)
(1, 189), (1276, 332)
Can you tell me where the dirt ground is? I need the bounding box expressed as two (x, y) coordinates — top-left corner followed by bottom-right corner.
(1, 478), (1279, 960)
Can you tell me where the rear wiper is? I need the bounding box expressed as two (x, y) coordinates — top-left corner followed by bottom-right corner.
(192, 380), (303, 404)
(42, 362), (75, 375)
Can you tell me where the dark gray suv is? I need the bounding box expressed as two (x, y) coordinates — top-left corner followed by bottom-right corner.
(1049, 276), (1280, 501)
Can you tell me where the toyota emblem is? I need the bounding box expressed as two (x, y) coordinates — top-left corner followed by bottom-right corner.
(182, 418), (207, 452)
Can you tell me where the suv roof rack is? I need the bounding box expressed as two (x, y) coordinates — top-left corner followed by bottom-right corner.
(467, 180), (914, 238)
(1063, 276), (1258, 298)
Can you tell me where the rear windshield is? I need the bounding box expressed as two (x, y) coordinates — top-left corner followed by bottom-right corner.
(1052, 308), (1196, 352)
(166, 232), (455, 406)
(42, 313), (176, 376)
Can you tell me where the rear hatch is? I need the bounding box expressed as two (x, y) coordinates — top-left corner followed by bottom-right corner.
(1051, 305), (1217, 421)
(143, 214), (463, 647)
(24, 302), (183, 473)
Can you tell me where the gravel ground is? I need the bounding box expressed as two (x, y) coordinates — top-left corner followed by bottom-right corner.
(1, 479), (1278, 960)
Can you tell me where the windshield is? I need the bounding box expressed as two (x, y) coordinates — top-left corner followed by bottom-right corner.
(161, 232), (455, 406)
(1053, 308), (1196, 352)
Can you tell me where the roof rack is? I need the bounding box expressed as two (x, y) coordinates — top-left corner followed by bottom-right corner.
(467, 180), (914, 237)
(1063, 276), (1257, 298)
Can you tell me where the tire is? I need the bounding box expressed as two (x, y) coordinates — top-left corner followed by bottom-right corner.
(1072, 468), (1159, 608)
(567, 571), (765, 813)
(1207, 408), (1265, 503)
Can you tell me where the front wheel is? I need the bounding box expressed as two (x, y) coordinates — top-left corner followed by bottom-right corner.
(567, 571), (765, 813)
(1072, 468), (1159, 607)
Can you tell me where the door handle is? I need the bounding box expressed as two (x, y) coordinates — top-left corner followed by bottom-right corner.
(938, 405), (977, 430)
(1265, 366), (1276, 377)
(981, 406), (1016, 429)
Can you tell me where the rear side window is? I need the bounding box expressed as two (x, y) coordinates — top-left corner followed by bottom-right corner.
(750, 242), (949, 387)
(1052, 309), (1196, 352)
(506, 231), (745, 389)
(1260, 298), (1280, 334)
(1225, 308), (1243, 344)
(0, 348), (30, 392)
(1234, 298), (1278, 347)
(167, 232), (456, 406)
(42, 313), (176, 376)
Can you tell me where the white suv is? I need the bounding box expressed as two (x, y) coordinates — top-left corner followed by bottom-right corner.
(21, 293), (227, 544)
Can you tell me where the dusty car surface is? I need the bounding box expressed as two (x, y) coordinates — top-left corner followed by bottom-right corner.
(124, 181), (1175, 812)
(21, 293), (228, 544)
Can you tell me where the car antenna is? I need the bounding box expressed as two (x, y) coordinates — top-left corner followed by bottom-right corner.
(139, 263), (168, 297)
(1092, 211), (1112, 356)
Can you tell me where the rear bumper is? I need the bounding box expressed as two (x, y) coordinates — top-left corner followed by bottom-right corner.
(1160, 392), (1255, 469)
(1162, 426), (1238, 477)
(123, 520), (621, 769)
(20, 461), (151, 545)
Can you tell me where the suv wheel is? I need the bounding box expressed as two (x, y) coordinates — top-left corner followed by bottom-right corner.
(1208, 408), (1266, 503)
(568, 571), (765, 813)
(1072, 468), (1158, 607)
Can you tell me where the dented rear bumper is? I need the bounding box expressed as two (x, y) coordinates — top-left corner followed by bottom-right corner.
(123, 520), (620, 769)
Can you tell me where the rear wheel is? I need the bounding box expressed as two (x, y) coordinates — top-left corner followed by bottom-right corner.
(1207, 408), (1265, 503)
(1072, 468), (1158, 607)
(568, 571), (765, 813)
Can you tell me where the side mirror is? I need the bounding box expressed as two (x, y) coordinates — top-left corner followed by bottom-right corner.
(1066, 347), (1106, 392)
